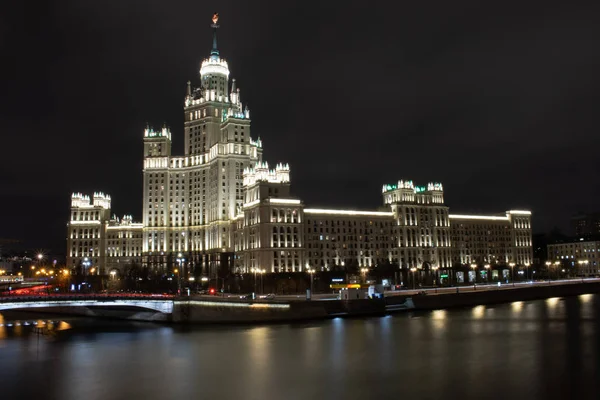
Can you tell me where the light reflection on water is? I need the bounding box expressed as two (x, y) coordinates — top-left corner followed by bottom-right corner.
(0, 295), (599, 400)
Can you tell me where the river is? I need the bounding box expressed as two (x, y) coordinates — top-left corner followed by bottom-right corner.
(0, 294), (599, 400)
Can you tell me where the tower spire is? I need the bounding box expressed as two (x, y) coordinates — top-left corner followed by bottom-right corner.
(210, 12), (220, 59)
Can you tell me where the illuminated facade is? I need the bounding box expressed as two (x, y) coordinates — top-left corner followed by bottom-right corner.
(382, 181), (452, 270)
(66, 193), (143, 274)
(233, 166), (305, 273)
(547, 240), (600, 277)
(141, 14), (266, 278)
(449, 211), (533, 266)
(66, 14), (534, 278)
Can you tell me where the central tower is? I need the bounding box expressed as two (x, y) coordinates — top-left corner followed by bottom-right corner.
(142, 13), (263, 277)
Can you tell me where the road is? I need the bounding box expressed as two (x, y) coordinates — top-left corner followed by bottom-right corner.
(205, 278), (600, 301)
(385, 277), (600, 297)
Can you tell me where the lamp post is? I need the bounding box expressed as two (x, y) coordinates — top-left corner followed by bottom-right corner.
(577, 260), (589, 281)
(308, 268), (315, 297)
(509, 263), (516, 286)
(524, 262), (531, 282)
(360, 267), (368, 283)
(484, 264), (490, 284)
(176, 253), (185, 295)
(410, 267), (417, 290)
(37, 253), (44, 272)
(431, 265), (439, 287)
(82, 257), (91, 278)
(553, 261), (560, 281)
(259, 269), (266, 294)
(545, 261), (552, 282)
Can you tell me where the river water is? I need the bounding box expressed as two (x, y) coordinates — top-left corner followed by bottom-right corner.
(0, 295), (599, 400)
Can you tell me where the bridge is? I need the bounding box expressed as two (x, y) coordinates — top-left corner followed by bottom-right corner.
(0, 295), (175, 315)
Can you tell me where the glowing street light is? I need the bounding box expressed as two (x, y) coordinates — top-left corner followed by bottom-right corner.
(410, 267), (417, 290)
(470, 264), (477, 288)
(524, 262), (531, 282)
(484, 264), (491, 283)
(509, 262), (516, 286)
(307, 268), (315, 297)
(259, 268), (266, 294)
(360, 267), (368, 283)
(431, 265), (439, 286)
(175, 254), (185, 295)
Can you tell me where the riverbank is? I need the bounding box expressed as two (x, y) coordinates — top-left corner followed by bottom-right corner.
(171, 280), (600, 323)
(5, 280), (600, 324)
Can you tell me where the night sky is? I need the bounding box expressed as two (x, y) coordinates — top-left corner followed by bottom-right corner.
(2, 2), (600, 253)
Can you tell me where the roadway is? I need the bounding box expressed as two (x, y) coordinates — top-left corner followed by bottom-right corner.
(385, 277), (600, 297)
(196, 278), (600, 301)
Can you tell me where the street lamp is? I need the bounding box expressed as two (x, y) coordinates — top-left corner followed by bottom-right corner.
(509, 262), (516, 286)
(577, 260), (589, 280)
(553, 261), (560, 280)
(545, 261), (551, 281)
(83, 257), (91, 276)
(432, 265), (439, 286)
(410, 267), (417, 290)
(360, 267), (368, 283)
(525, 262), (531, 282)
(258, 268), (266, 294)
(484, 264), (490, 284)
(307, 268), (315, 297)
(470, 264), (477, 289)
(176, 254), (185, 295)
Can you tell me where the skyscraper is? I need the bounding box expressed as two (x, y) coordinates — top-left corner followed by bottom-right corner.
(142, 13), (268, 278)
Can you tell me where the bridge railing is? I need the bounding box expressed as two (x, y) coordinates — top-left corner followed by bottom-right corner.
(0, 293), (175, 303)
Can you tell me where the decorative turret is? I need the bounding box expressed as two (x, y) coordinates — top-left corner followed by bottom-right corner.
(382, 179), (445, 205)
(243, 161), (291, 186)
(71, 193), (91, 207)
(144, 126), (172, 140)
(93, 192), (112, 209)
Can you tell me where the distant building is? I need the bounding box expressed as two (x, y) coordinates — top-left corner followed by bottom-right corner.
(66, 193), (142, 275)
(547, 238), (600, 277)
(449, 211), (533, 266)
(65, 14), (534, 281)
(571, 213), (600, 236)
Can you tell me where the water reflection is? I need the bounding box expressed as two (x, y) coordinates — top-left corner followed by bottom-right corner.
(0, 297), (599, 400)
(431, 309), (446, 333)
(512, 301), (524, 313)
(0, 314), (72, 340)
(546, 297), (560, 308)
(472, 305), (485, 319)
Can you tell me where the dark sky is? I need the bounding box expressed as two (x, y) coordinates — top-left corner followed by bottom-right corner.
(2, 1), (600, 253)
